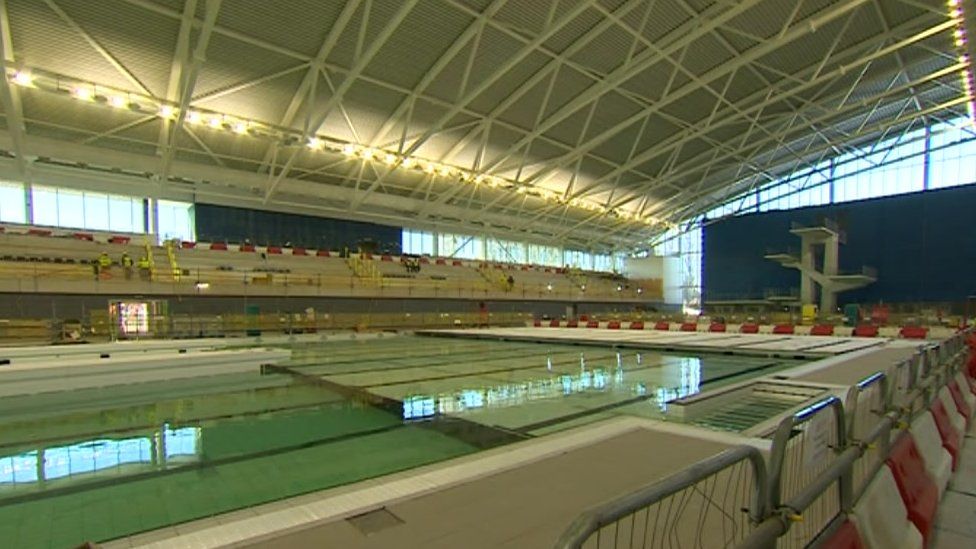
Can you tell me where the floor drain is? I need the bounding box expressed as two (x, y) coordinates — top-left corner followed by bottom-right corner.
(346, 507), (404, 536)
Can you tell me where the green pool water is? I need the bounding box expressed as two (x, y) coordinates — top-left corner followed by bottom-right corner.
(0, 335), (804, 547)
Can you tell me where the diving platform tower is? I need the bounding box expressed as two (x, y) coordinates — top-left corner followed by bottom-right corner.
(765, 220), (876, 313)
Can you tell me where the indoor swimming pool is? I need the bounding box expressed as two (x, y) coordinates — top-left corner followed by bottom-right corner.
(0, 335), (804, 547)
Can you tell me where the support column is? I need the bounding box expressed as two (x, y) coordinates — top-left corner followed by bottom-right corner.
(820, 233), (840, 313)
(800, 240), (816, 306)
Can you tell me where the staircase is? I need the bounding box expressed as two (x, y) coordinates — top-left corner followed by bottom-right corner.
(477, 264), (511, 292)
(565, 267), (587, 289)
(347, 254), (382, 285)
(163, 240), (181, 282)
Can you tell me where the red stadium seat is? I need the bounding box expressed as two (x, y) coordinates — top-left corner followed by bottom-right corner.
(772, 324), (795, 335)
(566, 319), (579, 328)
(579, 314), (589, 321)
(180, 241), (196, 249)
(316, 249), (330, 257)
(680, 322), (697, 332)
(821, 520), (866, 549)
(607, 320), (621, 329)
(210, 242), (228, 251)
(533, 319), (542, 327)
(436, 258), (446, 265)
(586, 320), (599, 328)
(885, 435), (938, 546)
(930, 399), (962, 469)
(239, 244), (255, 252)
(810, 324), (835, 336)
(292, 247), (308, 256)
(629, 321), (644, 330)
(739, 323), (759, 334)
(853, 324), (879, 337)
(381, 255), (393, 261)
(708, 323), (726, 333)
(899, 326), (929, 339)
(266, 246), (282, 254)
(419, 257), (430, 264)
(947, 381), (972, 422)
(452, 260), (462, 266)
(28, 228), (52, 237)
(549, 319), (561, 328)
(108, 236), (131, 245)
(654, 321), (671, 331)
(72, 232), (94, 241)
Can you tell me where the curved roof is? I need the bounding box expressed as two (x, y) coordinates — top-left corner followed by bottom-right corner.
(0, 0), (966, 251)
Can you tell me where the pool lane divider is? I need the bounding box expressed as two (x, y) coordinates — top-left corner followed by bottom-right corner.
(291, 346), (621, 379)
(511, 359), (789, 434)
(283, 339), (606, 374)
(417, 330), (830, 360)
(262, 364), (529, 450)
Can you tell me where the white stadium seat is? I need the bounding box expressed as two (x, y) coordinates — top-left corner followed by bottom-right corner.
(909, 412), (953, 498)
(851, 467), (924, 549)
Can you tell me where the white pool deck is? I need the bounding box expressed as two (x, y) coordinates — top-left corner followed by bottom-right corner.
(420, 327), (887, 358)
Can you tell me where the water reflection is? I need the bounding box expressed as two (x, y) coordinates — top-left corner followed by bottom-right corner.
(0, 424), (201, 488)
(654, 358), (703, 411)
(402, 354), (704, 420)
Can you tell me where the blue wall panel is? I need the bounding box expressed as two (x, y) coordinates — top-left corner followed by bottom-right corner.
(194, 203), (402, 253)
(703, 184), (976, 305)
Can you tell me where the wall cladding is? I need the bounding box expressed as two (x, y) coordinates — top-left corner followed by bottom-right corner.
(703, 184), (976, 305)
(194, 203), (402, 253)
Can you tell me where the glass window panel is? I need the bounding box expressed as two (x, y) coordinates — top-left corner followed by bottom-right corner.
(0, 182), (26, 223)
(84, 193), (110, 231)
(55, 189), (85, 229)
(157, 200), (193, 241)
(31, 186), (59, 226)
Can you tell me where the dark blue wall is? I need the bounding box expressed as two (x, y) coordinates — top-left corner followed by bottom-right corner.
(703, 185), (976, 305)
(194, 204), (402, 253)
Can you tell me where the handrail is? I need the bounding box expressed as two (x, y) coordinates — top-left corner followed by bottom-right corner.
(553, 445), (767, 549)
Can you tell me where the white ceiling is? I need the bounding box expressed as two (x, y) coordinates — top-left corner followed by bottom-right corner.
(0, 0), (967, 251)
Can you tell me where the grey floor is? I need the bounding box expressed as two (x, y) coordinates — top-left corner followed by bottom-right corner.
(933, 433), (976, 548)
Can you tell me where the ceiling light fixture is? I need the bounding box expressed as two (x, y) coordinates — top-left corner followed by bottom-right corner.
(947, 0), (976, 123)
(6, 66), (664, 229)
(108, 95), (128, 109)
(72, 86), (94, 101)
(11, 71), (32, 86)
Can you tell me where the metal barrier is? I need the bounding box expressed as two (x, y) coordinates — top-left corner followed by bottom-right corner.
(843, 373), (891, 502)
(736, 339), (961, 549)
(766, 396), (847, 549)
(890, 356), (919, 412)
(554, 445), (767, 549)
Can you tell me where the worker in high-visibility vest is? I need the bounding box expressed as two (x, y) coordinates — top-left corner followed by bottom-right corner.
(137, 255), (152, 281)
(97, 252), (112, 270)
(120, 252), (134, 280)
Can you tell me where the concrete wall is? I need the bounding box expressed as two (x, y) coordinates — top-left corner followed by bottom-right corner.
(0, 293), (660, 320)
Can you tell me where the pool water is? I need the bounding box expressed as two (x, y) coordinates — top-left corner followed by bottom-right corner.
(0, 335), (803, 547)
